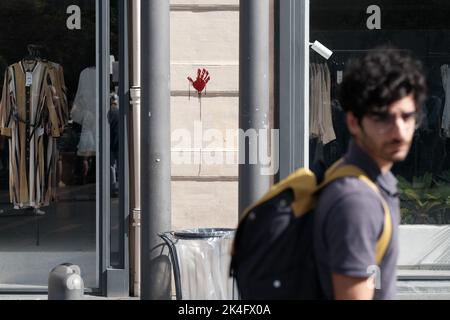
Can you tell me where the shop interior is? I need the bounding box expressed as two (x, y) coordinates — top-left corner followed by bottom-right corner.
(0, 0), (120, 288)
(310, 0), (450, 225)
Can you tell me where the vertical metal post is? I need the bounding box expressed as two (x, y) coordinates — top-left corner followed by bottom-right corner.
(277, 0), (310, 180)
(141, 0), (172, 300)
(239, 0), (271, 216)
(129, 0), (142, 297)
(97, 0), (111, 294)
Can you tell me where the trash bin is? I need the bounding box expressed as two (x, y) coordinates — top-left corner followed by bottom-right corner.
(159, 228), (238, 300)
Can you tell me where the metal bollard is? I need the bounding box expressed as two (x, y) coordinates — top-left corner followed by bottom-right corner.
(48, 263), (85, 300)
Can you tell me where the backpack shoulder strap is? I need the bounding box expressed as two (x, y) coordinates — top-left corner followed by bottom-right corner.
(359, 174), (393, 265)
(322, 164), (393, 266)
(240, 168), (317, 221)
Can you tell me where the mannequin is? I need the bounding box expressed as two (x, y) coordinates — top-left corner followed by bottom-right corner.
(71, 66), (96, 181)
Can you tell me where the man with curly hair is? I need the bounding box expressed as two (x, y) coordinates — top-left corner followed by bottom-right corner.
(313, 47), (427, 300)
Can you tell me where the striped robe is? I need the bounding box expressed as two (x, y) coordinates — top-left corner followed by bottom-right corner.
(0, 60), (68, 209)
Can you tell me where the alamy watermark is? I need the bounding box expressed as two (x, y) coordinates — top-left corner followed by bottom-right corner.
(366, 265), (382, 290)
(66, 5), (81, 30)
(172, 121), (279, 176)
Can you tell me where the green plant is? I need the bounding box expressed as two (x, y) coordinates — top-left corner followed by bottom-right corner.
(397, 173), (450, 225)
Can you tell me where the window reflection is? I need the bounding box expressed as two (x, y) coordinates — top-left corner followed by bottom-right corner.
(310, 0), (450, 225)
(0, 0), (97, 289)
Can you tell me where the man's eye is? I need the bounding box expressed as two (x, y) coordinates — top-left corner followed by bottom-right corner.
(402, 113), (417, 121)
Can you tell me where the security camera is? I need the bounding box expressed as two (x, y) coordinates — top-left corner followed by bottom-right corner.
(310, 41), (333, 60)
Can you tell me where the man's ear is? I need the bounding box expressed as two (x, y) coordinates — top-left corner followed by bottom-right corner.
(346, 112), (360, 137)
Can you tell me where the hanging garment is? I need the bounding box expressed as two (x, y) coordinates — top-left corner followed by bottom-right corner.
(331, 99), (351, 158)
(47, 61), (69, 130)
(0, 60), (67, 208)
(440, 65), (450, 137)
(317, 64), (325, 139)
(71, 67), (96, 157)
(320, 64), (336, 144)
(309, 63), (336, 144)
(310, 63), (319, 137)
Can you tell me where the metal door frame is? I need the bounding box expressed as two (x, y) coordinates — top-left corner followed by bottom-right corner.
(97, 0), (130, 297)
(276, 0), (310, 181)
(0, 0), (129, 296)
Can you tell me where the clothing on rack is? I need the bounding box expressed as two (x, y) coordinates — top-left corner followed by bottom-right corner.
(420, 95), (443, 133)
(47, 61), (69, 130)
(309, 63), (336, 145)
(440, 64), (450, 137)
(0, 59), (68, 209)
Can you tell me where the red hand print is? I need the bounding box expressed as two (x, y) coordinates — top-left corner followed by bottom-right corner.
(187, 68), (211, 94)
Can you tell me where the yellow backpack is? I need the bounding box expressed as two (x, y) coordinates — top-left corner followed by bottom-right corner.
(230, 160), (392, 300)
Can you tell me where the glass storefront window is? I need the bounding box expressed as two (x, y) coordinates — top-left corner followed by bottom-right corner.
(0, 0), (98, 290)
(310, 0), (450, 226)
(310, 0), (450, 274)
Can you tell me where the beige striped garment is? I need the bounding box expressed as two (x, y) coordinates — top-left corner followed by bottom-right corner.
(0, 59), (68, 209)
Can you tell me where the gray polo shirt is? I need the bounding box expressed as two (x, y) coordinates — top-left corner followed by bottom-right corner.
(313, 140), (400, 300)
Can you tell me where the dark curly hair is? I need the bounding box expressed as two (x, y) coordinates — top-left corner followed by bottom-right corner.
(339, 46), (427, 120)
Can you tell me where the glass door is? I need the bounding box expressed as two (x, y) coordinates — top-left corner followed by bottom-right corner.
(309, 0), (450, 277)
(0, 0), (99, 291)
